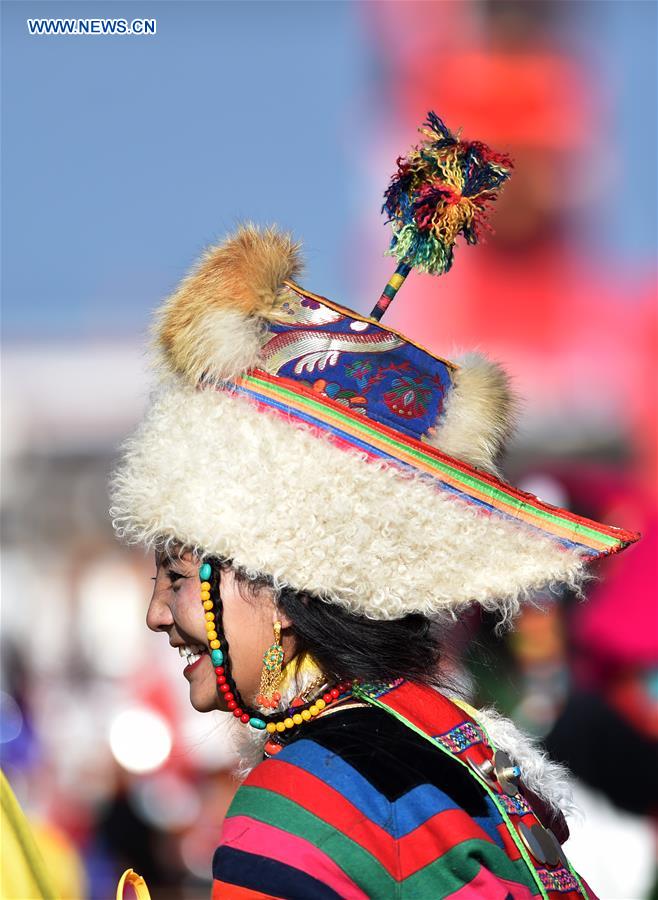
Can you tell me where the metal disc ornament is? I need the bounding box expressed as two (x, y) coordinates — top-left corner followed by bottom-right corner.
(518, 822), (561, 866)
(493, 750), (522, 797)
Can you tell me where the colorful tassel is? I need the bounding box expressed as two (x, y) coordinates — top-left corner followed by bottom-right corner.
(370, 112), (513, 321)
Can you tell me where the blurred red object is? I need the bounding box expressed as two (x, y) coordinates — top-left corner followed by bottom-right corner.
(398, 49), (596, 149)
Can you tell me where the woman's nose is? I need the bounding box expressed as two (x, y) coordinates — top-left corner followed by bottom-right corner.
(146, 591), (174, 632)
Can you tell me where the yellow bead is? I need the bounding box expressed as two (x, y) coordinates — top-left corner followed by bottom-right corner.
(292, 714), (303, 725)
(301, 709), (311, 721)
(210, 640), (220, 650)
(200, 591), (211, 601)
(206, 631), (217, 641)
(309, 705), (319, 716)
(200, 582), (211, 591)
(203, 600), (213, 611)
(315, 698), (326, 710)
(205, 621), (215, 631)
(276, 722), (286, 733)
(266, 723), (277, 734)
(205, 611), (215, 621)
(284, 718), (294, 729)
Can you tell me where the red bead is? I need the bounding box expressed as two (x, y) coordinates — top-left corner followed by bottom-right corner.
(214, 666), (224, 675)
(224, 692), (234, 703)
(233, 708), (243, 717)
(271, 691), (281, 702)
(240, 713), (250, 724)
(216, 675), (226, 684)
(264, 740), (283, 755)
(219, 683), (230, 694)
(330, 688), (340, 699)
(323, 693), (333, 703)
(227, 701), (237, 711)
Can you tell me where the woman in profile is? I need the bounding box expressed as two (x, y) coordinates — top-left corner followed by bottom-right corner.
(110, 124), (637, 900)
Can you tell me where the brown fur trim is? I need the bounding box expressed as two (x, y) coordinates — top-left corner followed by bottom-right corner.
(154, 223), (302, 382)
(425, 353), (519, 474)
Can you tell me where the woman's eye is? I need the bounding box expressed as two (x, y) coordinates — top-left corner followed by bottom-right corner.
(167, 571), (188, 591)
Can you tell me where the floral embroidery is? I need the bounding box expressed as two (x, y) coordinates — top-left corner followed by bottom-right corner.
(344, 359), (443, 421)
(345, 359), (374, 384)
(384, 373), (435, 418)
(299, 379), (368, 414)
(263, 285), (452, 442)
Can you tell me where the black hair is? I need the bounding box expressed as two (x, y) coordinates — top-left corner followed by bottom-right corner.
(224, 560), (443, 687)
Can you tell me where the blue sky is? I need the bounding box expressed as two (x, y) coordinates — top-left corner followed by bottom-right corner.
(1, 1), (655, 339)
(1, 1), (368, 338)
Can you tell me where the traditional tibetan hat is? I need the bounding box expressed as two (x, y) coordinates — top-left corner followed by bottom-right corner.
(110, 114), (638, 622)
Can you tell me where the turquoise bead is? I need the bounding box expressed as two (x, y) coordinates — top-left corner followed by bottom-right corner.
(199, 563), (212, 581)
(210, 649), (224, 666)
(249, 717), (266, 730)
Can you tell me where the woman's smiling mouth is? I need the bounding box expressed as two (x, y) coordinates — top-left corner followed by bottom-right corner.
(174, 643), (210, 676)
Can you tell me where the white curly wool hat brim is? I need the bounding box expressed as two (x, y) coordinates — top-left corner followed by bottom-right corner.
(109, 224), (638, 620)
(111, 380), (587, 621)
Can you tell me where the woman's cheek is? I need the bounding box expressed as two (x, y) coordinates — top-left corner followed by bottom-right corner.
(173, 582), (206, 636)
(222, 600), (254, 699)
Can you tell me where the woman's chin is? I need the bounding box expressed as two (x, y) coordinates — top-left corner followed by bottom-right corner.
(184, 654), (220, 712)
(189, 686), (220, 713)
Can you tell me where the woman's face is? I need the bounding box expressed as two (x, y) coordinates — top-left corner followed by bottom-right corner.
(146, 550), (294, 713)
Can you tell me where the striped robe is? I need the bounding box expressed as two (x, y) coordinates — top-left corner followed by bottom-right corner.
(212, 681), (595, 899)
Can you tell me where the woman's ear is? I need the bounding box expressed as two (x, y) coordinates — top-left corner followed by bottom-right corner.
(255, 583), (294, 630)
(276, 608), (294, 630)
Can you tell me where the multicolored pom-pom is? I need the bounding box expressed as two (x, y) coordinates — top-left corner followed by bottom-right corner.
(382, 111), (513, 277)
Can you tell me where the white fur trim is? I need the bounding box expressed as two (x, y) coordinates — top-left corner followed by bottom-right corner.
(110, 380), (587, 621)
(153, 307), (270, 386)
(428, 353), (518, 475)
(474, 706), (577, 816)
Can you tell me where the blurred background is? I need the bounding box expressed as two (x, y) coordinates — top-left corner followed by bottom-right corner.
(1, 1), (656, 898)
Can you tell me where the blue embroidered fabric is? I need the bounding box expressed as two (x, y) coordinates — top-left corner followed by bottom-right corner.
(261, 285), (454, 442)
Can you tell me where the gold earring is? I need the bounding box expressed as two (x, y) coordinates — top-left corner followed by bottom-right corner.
(256, 621), (284, 709)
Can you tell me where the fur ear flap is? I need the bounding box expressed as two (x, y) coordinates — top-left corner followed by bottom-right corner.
(425, 353), (519, 475)
(153, 223), (302, 384)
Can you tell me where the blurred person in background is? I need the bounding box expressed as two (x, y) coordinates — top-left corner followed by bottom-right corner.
(542, 467), (658, 898)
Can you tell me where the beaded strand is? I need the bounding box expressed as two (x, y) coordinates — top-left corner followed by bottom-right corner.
(263, 681), (353, 757)
(199, 561), (267, 730)
(199, 561), (354, 743)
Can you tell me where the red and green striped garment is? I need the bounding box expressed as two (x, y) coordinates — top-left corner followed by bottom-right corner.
(212, 681), (596, 899)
